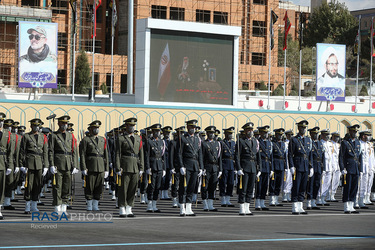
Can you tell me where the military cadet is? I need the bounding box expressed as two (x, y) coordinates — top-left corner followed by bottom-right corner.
(160, 126), (172, 200)
(306, 127), (325, 210)
(235, 122), (261, 216)
(115, 118), (144, 217)
(10, 122), (21, 203)
(177, 119), (204, 216)
(357, 130), (371, 209)
(80, 120), (109, 211)
(192, 125), (202, 205)
(319, 129), (333, 205)
(2, 119), (17, 210)
(145, 124), (166, 212)
(269, 128), (286, 206)
(169, 126), (185, 208)
(139, 128), (148, 204)
(282, 129), (294, 202)
(215, 129), (221, 141)
(255, 125), (273, 211)
(40, 127), (52, 198)
(288, 120), (313, 215)
(339, 124), (362, 214)
(199, 131), (206, 141)
(219, 127), (236, 207)
(48, 115), (79, 214)
(106, 130), (116, 201)
(201, 126), (222, 212)
(254, 129), (260, 140)
(367, 138), (375, 205)
(0, 112), (14, 220)
(328, 131), (341, 202)
(18, 119), (48, 213)
(15, 126), (26, 196)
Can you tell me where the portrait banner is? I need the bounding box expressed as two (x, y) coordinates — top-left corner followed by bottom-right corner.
(18, 21), (58, 88)
(316, 43), (346, 101)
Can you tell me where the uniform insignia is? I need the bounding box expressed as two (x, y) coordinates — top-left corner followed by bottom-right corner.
(186, 143), (189, 146)
(349, 150), (351, 152)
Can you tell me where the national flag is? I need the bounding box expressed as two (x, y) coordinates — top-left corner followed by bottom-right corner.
(270, 10), (278, 50)
(283, 11), (291, 51)
(157, 43), (171, 97)
(92, 0), (102, 38)
(354, 17), (361, 56)
(70, 0), (77, 34)
(371, 17), (375, 57)
(299, 12), (305, 50)
(110, 0), (117, 36)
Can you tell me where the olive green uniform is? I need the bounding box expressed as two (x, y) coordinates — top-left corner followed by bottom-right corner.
(115, 132), (144, 207)
(79, 135), (109, 200)
(4, 132), (17, 198)
(48, 131), (78, 206)
(0, 130), (14, 205)
(19, 132), (48, 201)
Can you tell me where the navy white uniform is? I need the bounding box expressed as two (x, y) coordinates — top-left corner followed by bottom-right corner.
(219, 135), (236, 203)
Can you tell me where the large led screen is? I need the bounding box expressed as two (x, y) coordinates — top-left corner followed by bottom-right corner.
(149, 29), (234, 105)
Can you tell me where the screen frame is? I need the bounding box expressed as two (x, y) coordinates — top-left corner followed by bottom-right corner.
(135, 18), (241, 108)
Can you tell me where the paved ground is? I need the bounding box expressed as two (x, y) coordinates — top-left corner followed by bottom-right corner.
(0, 175), (374, 249)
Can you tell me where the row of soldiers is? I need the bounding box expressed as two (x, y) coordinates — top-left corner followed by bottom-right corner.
(0, 113), (373, 219)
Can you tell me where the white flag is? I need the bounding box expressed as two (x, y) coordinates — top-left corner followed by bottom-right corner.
(157, 43), (171, 97)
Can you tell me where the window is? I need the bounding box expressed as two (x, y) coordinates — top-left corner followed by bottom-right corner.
(94, 72), (99, 89)
(96, 6), (103, 23)
(213, 11), (228, 24)
(170, 7), (185, 20)
(252, 20), (266, 37)
(22, 0), (40, 7)
(253, 0), (267, 5)
(57, 70), (67, 87)
(0, 64), (11, 86)
(196, 9), (210, 23)
(51, 0), (69, 14)
(242, 82), (249, 90)
(58, 32), (68, 52)
(121, 74), (127, 93)
(151, 5), (167, 19)
(252, 53), (266, 66)
(106, 73), (112, 88)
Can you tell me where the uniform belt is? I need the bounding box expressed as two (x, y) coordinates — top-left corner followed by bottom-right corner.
(26, 150), (43, 156)
(0, 152), (6, 155)
(124, 152), (138, 158)
(88, 153), (104, 157)
(275, 156), (284, 159)
(184, 155), (197, 160)
(223, 157), (233, 160)
(55, 151), (72, 155)
(206, 161), (219, 164)
(150, 157), (162, 161)
(242, 156), (255, 160)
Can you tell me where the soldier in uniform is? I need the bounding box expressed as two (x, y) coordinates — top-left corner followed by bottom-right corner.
(0, 112), (14, 219)
(319, 129), (333, 205)
(160, 126), (172, 200)
(235, 122), (261, 215)
(282, 129), (294, 202)
(177, 119), (204, 216)
(357, 130), (371, 209)
(199, 131), (206, 141)
(115, 118), (144, 217)
(79, 120), (109, 211)
(48, 115), (79, 214)
(192, 125), (202, 205)
(138, 128), (148, 204)
(269, 128), (286, 206)
(18, 118), (48, 213)
(10, 122), (21, 203)
(329, 131), (341, 202)
(339, 124), (362, 214)
(15, 126), (26, 196)
(255, 126), (273, 211)
(201, 126), (222, 212)
(306, 127), (325, 210)
(288, 120), (313, 215)
(145, 124), (166, 212)
(219, 127), (236, 207)
(106, 130), (116, 201)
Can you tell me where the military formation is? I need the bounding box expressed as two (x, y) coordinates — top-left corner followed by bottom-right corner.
(0, 113), (374, 219)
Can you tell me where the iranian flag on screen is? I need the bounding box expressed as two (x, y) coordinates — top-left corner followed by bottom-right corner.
(157, 43), (171, 97)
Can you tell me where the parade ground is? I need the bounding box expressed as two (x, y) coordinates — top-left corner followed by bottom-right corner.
(0, 175), (374, 249)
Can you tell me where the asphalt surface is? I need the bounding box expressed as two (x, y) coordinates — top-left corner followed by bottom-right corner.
(0, 175), (374, 249)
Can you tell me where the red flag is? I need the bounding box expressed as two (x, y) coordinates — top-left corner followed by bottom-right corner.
(371, 18), (375, 57)
(157, 43), (171, 97)
(283, 11), (291, 51)
(92, 0), (102, 38)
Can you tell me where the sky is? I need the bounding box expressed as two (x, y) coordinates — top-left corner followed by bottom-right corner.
(288, 0), (375, 11)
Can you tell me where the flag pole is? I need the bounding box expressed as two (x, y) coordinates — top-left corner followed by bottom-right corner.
(90, 1), (96, 102)
(298, 49), (302, 111)
(267, 8), (272, 110)
(127, 0), (134, 94)
(110, 1), (114, 103)
(71, 3), (77, 102)
(283, 48), (286, 110)
(369, 17), (373, 114)
(355, 15), (361, 113)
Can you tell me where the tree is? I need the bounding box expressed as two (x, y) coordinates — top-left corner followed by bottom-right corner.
(75, 50), (91, 94)
(304, 1), (357, 47)
(272, 84), (284, 96)
(289, 84), (298, 96)
(359, 85), (368, 96)
(257, 81), (268, 90)
(345, 86), (352, 96)
(100, 83), (108, 94)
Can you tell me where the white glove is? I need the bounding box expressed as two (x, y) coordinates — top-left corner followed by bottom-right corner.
(322, 170), (326, 176)
(104, 171), (109, 179)
(360, 172), (363, 177)
(50, 166), (57, 175)
(6, 168), (12, 175)
(20, 166), (27, 174)
(163, 170), (166, 177)
(198, 169), (203, 178)
(234, 170), (238, 175)
(42, 168), (48, 177)
(180, 167), (186, 176)
(14, 167), (20, 174)
(217, 171), (222, 179)
(116, 170), (122, 176)
(139, 170), (144, 177)
(146, 169), (152, 175)
(109, 163), (113, 168)
(237, 169), (244, 176)
(72, 168), (79, 175)
(256, 171), (261, 178)
(309, 168), (314, 178)
(290, 167), (296, 175)
(341, 169), (347, 175)
(171, 169), (176, 174)
(82, 169), (88, 176)
(270, 171), (274, 178)
(202, 169), (207, 176)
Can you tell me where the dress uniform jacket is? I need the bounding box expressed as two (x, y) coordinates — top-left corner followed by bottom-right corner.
(145, 137), (166, 172)
(258, 138), (273, 173)
(163, 138), (171, 171)
(177, 133), (203, 172)
(0, 130), (14, 171)
(48, 131), (78, 171)
(115, 133), (144, 174)
(220, 139), (235, 171)
(79, 135), (109, 173)
(272, 140), (286, 171)
(202, 139), (222, 173)
(339, 138), (363, 174)
(288, 135), (313, 172)
(311, 140), (325, 174)
(19, 133), (48, 170)
(235, 137), (261, 173)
